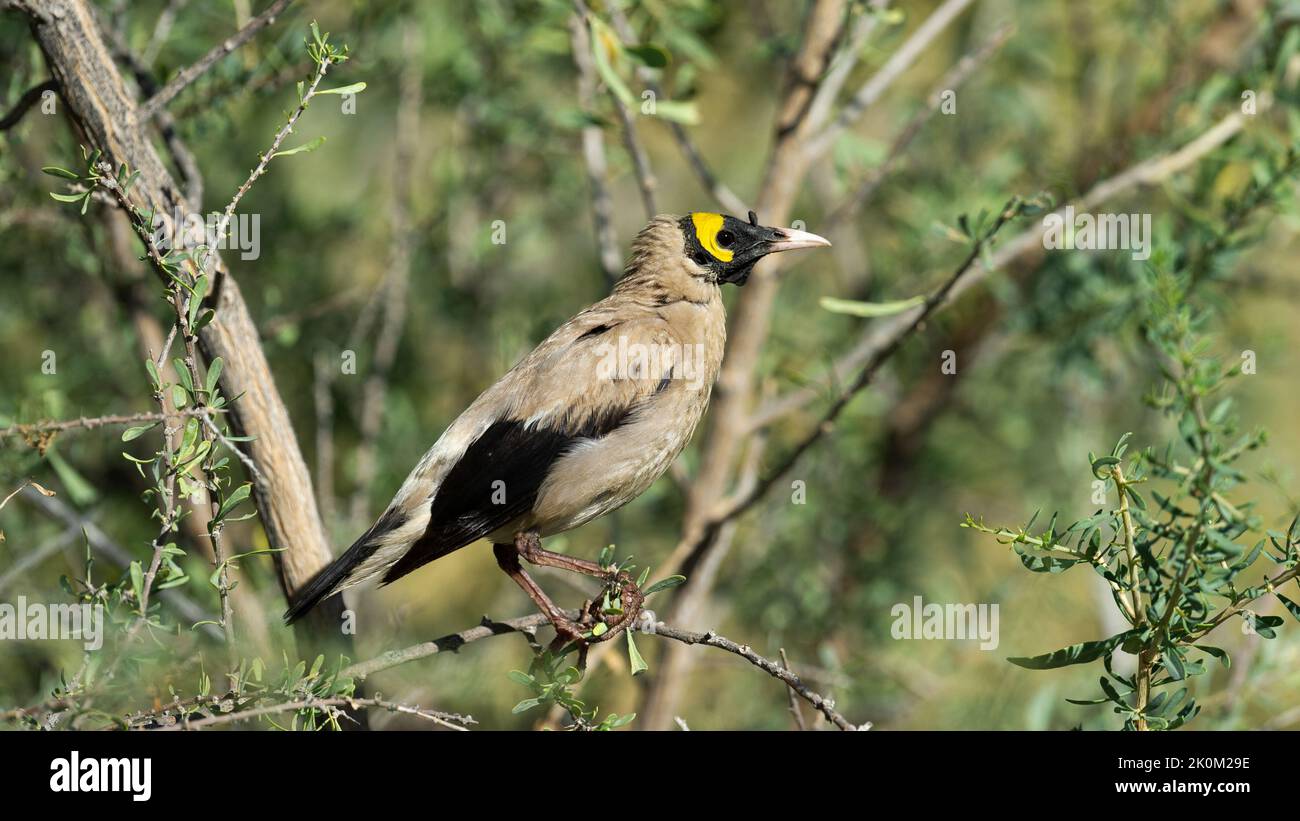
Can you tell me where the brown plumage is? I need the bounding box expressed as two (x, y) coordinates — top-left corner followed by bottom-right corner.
(285, 212), (829, 631)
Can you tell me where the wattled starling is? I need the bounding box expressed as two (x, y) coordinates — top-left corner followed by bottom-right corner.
(285, 212), (830, 641)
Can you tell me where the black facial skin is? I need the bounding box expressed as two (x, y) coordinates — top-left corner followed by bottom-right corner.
(679, 212), (791, 286)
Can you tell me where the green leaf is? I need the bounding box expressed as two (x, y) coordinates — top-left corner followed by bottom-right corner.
(820, 295), (925, 318)
(625, 44), (670, 68)
(647, 98), (699, 125)
(216, 483), (253, 521)
(1163, 648), (1186, 681)
(205, 357), (224, 396)
(1007, 629), (1140, 670)
(272, 136), (327, 158)
(49, 191), (87, 203)
(316, 82), (367, 95)
(512, 697), (543, 714)
(591, 621), (608, 637)
(42, 166), (80, 180)
(129, 560), (144, 607)
(1277, 593), (1300, 623)
(588, 17), (635, 108)
(626, 630), (648, 676)
(1090, 456), (1119, 479)
(121, 422), (159, 442)
(644, 574), (686, 595)
(1198, 644), (1231, 669)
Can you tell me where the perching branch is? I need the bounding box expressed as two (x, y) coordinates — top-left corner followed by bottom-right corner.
(339, 611), (866, 731)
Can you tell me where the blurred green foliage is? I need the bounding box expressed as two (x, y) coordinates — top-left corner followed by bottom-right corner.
(2, 0), (1300, 729)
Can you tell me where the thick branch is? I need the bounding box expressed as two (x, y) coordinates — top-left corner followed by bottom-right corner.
(17, 0), (334, 602)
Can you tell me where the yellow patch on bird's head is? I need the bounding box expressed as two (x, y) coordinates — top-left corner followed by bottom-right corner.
(690, 212), (734, 262)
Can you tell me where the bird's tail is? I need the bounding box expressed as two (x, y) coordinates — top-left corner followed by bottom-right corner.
(283, 508), (409, 624)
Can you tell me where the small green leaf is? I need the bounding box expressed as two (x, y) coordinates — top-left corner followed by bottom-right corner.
(42, 166), (81, 180)
(317, 82), (367, 95)
(626, 630), (648, 676)
(129, 560), (144, 606)
(216, 483), (253, 521)
(205, 357), (223, 396)
(49, 191), (87, 203)
(121, 422), (159, 442)
(1008, 630), (1140, 670)
(625, 44), (669, 68)
(512, 697), (543, 714)
(272, 136), (326, 158)
(1277, 593), (1300, 623)
(644, 575), (686, 595)
(820, 295), (925, 318)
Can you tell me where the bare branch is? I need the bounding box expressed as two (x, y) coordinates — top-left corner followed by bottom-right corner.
(804, 0), (977, 161)
(0, 408), (220, 439)
(569, 9), (622, 283)
(606, 4), (749, 215)
(153, 695), (474, 731)
(339, 610), (866, 731)
(140, 0), (294, 118)
(823, 22), (1015, 227)
(348, 27), (422, 526)
(0, 79), (56, 131)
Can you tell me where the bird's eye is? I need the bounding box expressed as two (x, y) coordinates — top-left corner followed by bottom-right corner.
(716, 230), (734, 248)
(692, 251), (710, 265)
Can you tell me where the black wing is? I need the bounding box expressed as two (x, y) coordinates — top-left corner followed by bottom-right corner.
(380, 408), (633, 585)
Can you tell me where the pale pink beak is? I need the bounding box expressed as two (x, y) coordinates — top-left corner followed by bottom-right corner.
(766, 226), (833, 253)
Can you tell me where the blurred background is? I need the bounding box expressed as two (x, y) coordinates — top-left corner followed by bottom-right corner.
(2, 0), (1299, 730)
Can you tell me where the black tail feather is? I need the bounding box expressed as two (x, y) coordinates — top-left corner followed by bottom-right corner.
(283, 508), (403, 624)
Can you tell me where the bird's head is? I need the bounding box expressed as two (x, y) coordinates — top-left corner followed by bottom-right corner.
(678, 210), (831, 286)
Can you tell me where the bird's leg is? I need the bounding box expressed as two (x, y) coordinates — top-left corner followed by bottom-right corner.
(514, 532), (610, 578)
(492, 542), (588, 648)
(515, 532), (645, 644)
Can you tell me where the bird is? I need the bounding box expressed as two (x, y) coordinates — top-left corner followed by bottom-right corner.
(284, 211), (830, 641)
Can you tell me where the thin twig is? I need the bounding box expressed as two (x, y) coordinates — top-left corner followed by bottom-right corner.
(141, 0), (188, 65)
(780, 648), (808, 730)
(667, 201), (1026, 577)
(0, 79), (56, 131)
(804, 0), (977, 161)
(751, 106), (1265, 431)
(339, 611), (866, 731)
(18, 488), (219, 636)
(153, 695), (474, 731)
(568, 9), (622, 284)
(0, 408), (221, 439)
(140, 0), (294, 118)
(347, 27), (422, 526)
(606, 4), (748, 215)
(823, 22), (1015, 227)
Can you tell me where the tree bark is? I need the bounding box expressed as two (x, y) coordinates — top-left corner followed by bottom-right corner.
(13, 0), (335, 610)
